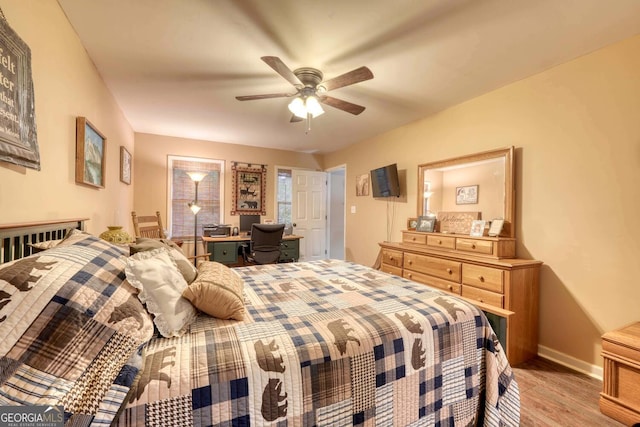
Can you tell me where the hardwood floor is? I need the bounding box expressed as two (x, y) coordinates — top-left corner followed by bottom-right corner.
(513, 356), (624, 426)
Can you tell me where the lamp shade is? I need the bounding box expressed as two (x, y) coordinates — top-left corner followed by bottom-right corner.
(288, 97), (306, 119)
(187, 171), (207, 182)
(305, 96), (324, 118)
(189, 202), (201, 214)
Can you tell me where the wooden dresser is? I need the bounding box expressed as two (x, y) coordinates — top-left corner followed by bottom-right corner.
(600, 322), (640, 425)
(380, 230), (542, 366)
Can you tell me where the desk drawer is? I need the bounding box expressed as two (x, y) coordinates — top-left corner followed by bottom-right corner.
(279, 239), (299, 262)
(211, 242), (238, 264)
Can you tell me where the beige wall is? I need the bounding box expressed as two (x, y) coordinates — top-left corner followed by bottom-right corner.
(0, 1), (134, 234)
(324, 35), (640, 369)
(133, 133), (322, 231)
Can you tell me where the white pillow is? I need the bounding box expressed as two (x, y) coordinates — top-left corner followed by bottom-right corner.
(124, 248), (197, 337)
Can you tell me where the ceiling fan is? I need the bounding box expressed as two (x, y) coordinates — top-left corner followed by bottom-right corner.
(236, 56), (373, 129)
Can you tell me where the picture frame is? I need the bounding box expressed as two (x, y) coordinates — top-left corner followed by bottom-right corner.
(75, 117), (106, 188)
(0, 17), (40, 170)
(488, 218), (505, 237)
(416, 216), (436, 232)
(456, 185), (479, 205)
(231, 163), (267, 215)
(120, 146), (132, 185)
(407, 217), (418, 230)
(356, 173), (369, 196)
(470, 220), (486, 237)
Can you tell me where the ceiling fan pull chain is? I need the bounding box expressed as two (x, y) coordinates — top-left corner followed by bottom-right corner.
(306, 113), (311, 134)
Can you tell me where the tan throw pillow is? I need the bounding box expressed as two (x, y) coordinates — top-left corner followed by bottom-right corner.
(130, 237), (198, 284)
(182, 261), (245, 320)
(125, 248), (197, 337)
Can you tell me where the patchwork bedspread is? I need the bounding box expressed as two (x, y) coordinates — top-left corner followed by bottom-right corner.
(118, 259), (520, 426)
(0, 234), (155, 426)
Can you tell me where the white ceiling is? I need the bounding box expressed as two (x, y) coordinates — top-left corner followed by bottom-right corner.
(57, 0), (640, 154)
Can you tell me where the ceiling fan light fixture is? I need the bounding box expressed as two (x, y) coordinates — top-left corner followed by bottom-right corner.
(288, 97), (306, 118)
(306, 96), (324, 118)
(288, 95), (324, 119)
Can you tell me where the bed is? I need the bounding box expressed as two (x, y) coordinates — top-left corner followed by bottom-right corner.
(0, 220), (519, 426)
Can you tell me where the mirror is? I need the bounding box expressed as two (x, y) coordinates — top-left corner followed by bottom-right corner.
(417, 147), (515, 238)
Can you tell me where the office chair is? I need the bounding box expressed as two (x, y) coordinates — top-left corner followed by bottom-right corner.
(241, 223), (285, 265)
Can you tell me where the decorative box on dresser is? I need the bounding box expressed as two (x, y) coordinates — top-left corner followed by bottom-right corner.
(380, 230), (542, 366)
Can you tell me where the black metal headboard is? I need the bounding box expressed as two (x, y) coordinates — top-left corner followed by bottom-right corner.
(0, 218), (87, 264)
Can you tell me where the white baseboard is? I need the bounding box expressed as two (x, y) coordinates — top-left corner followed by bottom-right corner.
(537, 344), (603, 381)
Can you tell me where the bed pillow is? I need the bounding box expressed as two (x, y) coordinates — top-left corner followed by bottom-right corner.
(28, 239), (63, 253)
(130, 237), (198, 284)
(182, 261), (245, 320)
(125, 247), (197, 337)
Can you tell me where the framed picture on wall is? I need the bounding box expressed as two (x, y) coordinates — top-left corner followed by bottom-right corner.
(456, 185), (479, 204)
(75, 117), (106, 189)
(120, 146), (132, 185)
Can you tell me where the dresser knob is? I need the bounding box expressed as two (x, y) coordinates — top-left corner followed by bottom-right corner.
(448, 285), (453, 290)
(471, 244), (476, 249)
(446, 268), (452, 274)
(412, 237), (416, 241)
(438, 240), (442, 244)
(390, 256), (394, 260)
(222, 250), (227, 255)
(408, 260), (413, 265)
(478, 298), (484, 302)
(479, 276), (485, 282)
(407, 273), (412, 278)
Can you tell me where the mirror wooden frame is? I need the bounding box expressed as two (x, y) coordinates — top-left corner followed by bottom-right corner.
(417, 146), (515, 238)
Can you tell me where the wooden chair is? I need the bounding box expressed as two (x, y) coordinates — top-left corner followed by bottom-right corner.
(131, 211), (166, 239)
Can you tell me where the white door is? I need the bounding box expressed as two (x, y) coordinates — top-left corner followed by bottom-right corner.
(292, 170), (327, 261)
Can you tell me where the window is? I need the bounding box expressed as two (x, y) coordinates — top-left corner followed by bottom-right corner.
(277, 168), (292, 224)
(168, 156), (224, 240)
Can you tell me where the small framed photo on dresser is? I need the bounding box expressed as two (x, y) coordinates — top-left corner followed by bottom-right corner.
(416, 216), (436, 232)
(488, 218), (505, 237)
(470, 220), (486, 237)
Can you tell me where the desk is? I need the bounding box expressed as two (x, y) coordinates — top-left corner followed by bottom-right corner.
(202, 235), (302, 265)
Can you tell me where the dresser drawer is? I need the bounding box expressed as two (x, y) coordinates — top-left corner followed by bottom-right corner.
(462, 264), (504, 293)
(426, 235), (456, 250)
(382, 249), (403, 267)
(456, 238), (494, 255)
(404, 253), (461, 282)
(403, 232), (427, 245)
(462, 286), (504, 308)
(381, 264), (403, 276)
(404, 269), (461, 294)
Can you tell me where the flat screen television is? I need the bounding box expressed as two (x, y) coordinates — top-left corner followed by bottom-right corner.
(370, 163), (400, 197)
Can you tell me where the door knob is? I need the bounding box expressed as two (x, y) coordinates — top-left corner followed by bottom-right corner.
(292, 223), (297, 227)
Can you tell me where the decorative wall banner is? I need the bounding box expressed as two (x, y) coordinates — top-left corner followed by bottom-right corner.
(0, 10), (39, 170)
(231, 163), (266, 215)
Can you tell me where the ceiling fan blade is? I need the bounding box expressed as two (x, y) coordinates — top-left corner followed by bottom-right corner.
(235, 93), (293, 101)
(261, 56), (302, 87)
(290, 115), (303, 123)
(320, 96), (366, 115)
(321, 66), (373, 91)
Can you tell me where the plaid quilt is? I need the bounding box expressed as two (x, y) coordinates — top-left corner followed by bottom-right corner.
(118, 259), (519, 426)
(0, 233), (155, 426)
